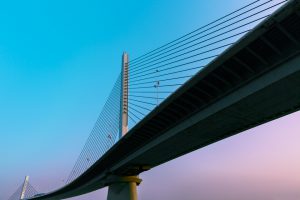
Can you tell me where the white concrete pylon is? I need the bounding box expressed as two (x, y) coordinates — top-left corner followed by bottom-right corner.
(20, 176), (29, 200)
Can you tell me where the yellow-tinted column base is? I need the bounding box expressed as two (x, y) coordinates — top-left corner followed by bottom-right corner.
(107, 176), (142, 200)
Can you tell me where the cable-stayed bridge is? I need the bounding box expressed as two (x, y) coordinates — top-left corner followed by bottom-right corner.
(8, 0), (300, 199)
(8, 176), (39, 200)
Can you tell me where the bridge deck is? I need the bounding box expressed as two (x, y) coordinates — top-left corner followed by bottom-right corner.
(32, 1), (300, 199)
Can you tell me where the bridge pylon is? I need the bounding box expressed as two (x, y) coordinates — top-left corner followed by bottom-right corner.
(20, 176), (29, 200)
(120, 52), (129, 138)
(107, 53), (142, 200)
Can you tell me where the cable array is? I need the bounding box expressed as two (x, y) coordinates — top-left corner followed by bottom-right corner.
(127, 0), (287, 128)
(66, 74), (122, 184)
(7, 182), (39, 200)
(7, 185), (23, 200)
(24, 183), (39, 199)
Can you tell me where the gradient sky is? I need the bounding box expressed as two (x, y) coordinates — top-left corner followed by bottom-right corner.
(0, 0), (299, 200)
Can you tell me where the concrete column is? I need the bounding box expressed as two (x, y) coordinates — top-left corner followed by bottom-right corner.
(120, 52), (129, 138)
(107, 176), (142, 200)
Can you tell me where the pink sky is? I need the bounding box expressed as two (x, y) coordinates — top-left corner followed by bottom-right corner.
(68, 111), (300, 200)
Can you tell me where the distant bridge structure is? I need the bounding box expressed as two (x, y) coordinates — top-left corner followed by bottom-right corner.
(8, 176), (39, 200)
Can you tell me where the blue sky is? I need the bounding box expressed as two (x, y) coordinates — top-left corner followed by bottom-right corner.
(1, 0), (299, 200)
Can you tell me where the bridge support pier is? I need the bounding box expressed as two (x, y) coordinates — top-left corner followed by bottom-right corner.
(107, 176), (142, 200)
